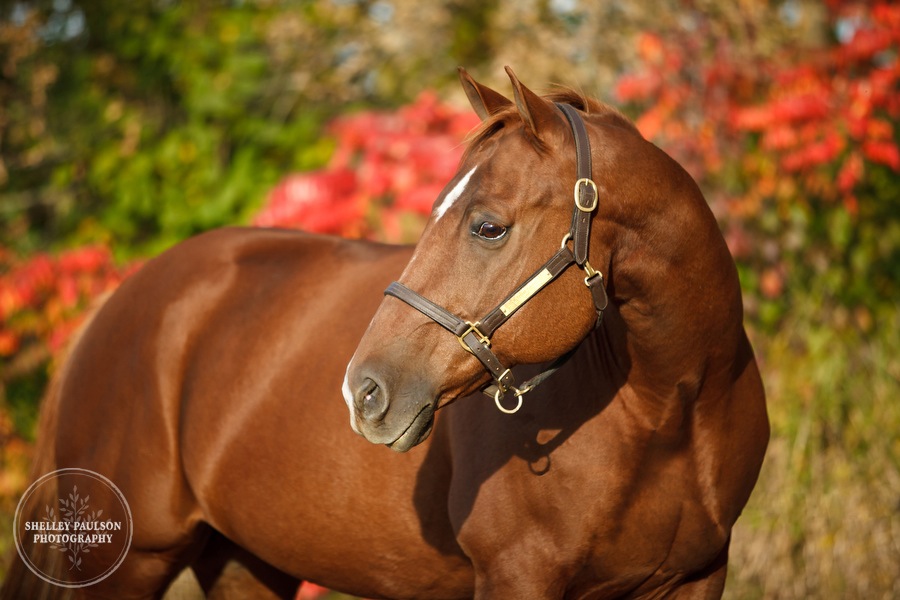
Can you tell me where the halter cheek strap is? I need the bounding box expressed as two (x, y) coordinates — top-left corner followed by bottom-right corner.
(384, 103), (608, 413)
(561, 102), (596, 268)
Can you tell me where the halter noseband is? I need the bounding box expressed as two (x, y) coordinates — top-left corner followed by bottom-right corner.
(384, 103), (608, 414)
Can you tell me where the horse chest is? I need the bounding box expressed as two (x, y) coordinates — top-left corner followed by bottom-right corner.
(445, 405), (720, 592)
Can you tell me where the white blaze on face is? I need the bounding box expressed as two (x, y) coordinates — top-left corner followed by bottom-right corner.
(434, 166), (477, 222)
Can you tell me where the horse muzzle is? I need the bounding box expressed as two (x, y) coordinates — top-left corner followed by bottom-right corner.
(345, 367), (437, 452)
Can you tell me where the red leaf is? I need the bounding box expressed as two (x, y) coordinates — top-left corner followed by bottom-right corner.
(0, 330), (19, 356)
(837, 153), (864, 193)
(732, 104), (773, 131)
(615, 74), (660, 102)
(637, 32), (665, 64)
(862, 140), (900, 170)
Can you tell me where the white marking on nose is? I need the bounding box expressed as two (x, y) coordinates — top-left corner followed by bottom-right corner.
(434, 166), (477, 221)
(342, 360), (361, 434)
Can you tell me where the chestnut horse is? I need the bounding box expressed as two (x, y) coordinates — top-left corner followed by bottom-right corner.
(2, 68), (767, 599)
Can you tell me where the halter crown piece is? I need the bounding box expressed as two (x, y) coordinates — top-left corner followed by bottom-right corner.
(384, 104), (608, 414)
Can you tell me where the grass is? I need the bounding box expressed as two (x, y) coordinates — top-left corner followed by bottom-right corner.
(725, 309), (900, 598)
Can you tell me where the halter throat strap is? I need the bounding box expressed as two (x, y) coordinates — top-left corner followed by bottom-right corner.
(383, 103), (608, 412)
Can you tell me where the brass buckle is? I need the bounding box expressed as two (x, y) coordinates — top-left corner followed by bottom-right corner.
(573, 178), (598, 212)
(582, 259), (602, 285)
(457, 321), (490, 354)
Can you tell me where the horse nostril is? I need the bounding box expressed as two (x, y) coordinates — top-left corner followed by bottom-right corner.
(357, 378), (388, 422)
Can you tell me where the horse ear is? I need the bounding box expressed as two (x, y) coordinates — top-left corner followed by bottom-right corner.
(504, 65), (560, 141)
(458, 67), (512, 121)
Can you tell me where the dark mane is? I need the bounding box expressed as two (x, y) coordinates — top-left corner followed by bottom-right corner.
(463, 87), (639, 161)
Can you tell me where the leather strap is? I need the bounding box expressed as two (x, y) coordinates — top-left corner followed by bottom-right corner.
(557, 103), (597, 267)
(384, 281), (463, 334)
(585, 273), (609, 327)
(481, 344), (578, 401)
(479, 246), (575, 335)
(386, 282), (518, 392)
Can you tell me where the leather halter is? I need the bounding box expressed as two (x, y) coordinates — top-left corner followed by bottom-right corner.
(384, 103), (608, 413)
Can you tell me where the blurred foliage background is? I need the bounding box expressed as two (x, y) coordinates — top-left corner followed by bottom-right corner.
(1, 0), (898, 598)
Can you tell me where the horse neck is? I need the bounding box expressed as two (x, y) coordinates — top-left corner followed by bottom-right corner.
(587, 143), (745, 422)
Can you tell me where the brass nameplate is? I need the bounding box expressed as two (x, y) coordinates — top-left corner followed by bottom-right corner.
(500, 268), (554, 316)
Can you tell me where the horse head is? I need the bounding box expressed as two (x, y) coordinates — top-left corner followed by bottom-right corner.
(344, 67), (637, 451)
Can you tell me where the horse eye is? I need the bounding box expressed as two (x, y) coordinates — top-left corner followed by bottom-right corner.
(474, 221), (508, 241)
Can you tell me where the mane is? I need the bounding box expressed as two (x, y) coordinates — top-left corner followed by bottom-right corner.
(462, 87), (640, 161)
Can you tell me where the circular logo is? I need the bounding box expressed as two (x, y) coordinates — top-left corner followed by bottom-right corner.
(13, 468), (133, 588)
